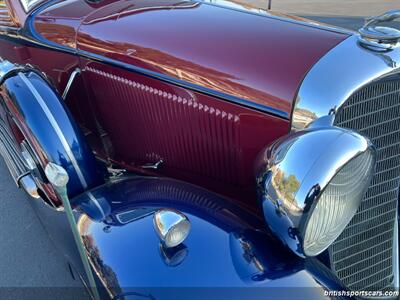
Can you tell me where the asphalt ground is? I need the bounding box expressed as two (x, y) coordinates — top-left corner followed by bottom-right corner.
(0, 2), (399, 299)
(0, 158), (89, 299)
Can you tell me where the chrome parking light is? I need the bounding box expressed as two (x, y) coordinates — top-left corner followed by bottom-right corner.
(256, 127), (376, 257)
(153, 209), (191, 248)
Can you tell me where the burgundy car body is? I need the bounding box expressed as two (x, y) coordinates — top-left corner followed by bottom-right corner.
(5, 0), (397, 299)
(12, 0), (346, 210)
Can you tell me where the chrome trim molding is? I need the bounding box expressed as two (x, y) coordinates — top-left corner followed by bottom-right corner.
(0, 119), (29, 186)
(18, 73), (88, 189)
(292, 34), (400, 131)
(394, 214), (399, 290)
(20, 0), (45, 13)
(0, 60), (28, 85)
(142, 159), (164, 170)
(87, 192), (106, 220)
(62, 68), (81, 100)
(19, 174), (40, 199)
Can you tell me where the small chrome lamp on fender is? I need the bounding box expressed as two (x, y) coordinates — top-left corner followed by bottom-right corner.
(255, 127), (376, 257)
(153, 209), (191, 248)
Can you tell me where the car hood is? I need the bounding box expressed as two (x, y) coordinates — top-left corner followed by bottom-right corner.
(34, 0), (349, 117)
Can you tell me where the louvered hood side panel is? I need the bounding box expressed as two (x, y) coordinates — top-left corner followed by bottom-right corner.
(82, 62), (289, 206)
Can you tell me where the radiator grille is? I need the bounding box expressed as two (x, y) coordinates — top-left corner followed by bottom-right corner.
(331, 76), (399, 291)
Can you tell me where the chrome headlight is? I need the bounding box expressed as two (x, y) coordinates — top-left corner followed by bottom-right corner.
(256, 127), (376, 257)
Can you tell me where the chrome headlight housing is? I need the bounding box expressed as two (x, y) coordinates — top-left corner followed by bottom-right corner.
(256, 127), (376, 257)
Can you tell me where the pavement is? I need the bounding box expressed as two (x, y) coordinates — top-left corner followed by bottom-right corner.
(0, 0), (399, 298)
(0, 159), (89, 299)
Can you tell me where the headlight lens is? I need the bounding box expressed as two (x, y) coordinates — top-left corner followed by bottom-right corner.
(303, 150), (375, 256)
(165, 221), (191, 248)
(256, 127), (376, 257)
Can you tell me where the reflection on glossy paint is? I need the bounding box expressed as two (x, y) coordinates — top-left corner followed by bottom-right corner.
(72, 177), (341, 299)
(77, 32), (279, 107)
(83, 0), (200, 25)
(202, 0), (333, 27)
(202, 0), (269, 15)
(78, 215), (121, 298)
(229, 229), (302, 283)
(159, 243), (189, 267)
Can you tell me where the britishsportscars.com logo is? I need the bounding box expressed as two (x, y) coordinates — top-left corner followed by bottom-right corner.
(325, 290), (399, 298)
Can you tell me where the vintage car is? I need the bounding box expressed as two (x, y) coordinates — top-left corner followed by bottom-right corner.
(0, 0), (399, 299)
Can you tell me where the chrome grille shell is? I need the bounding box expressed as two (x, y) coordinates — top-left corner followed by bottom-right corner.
(292, 34), (399, 292)
(331, 74), (400, 291)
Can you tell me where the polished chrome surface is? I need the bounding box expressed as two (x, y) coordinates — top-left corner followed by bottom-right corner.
(256, 127), (375, 257)
(19, 174), (40, 199)
(292, 34), (400, 131)
(0, 60), (27, 85)
(0, 60), (14, 79)
(87, 192), (107, 221)
(153, 209), (191, 248)
(329, 76), (400, 292)
(142, 159), (164, 170)
(20, 141), (37, 171)
(116, 208), (155, 224)
(18, 73), (88, 189)
(44, 162), (69, 188)
(0, 119), (29, 186)
(394, 215), (399, 290)
(276, 30), (400, 290)
(0, 1), (16, 28)
(0, 118), (39, 199)
(62, 68), (81, 100)
(359, 10), (400, 50)
(19, 0), (44, 12)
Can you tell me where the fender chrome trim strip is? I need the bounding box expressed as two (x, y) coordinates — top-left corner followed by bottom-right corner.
(87, 192), (106, 220)
(18, 72), (88, 189)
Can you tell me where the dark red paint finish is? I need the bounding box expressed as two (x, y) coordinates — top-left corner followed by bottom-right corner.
(79, 59), (290, 209)
(35, 0), (348, 115)
(1, 0), (347, 209)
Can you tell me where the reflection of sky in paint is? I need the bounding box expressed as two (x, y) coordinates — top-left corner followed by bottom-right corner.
(80, 215), (327, 293)
(88, 214), (241, 288)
